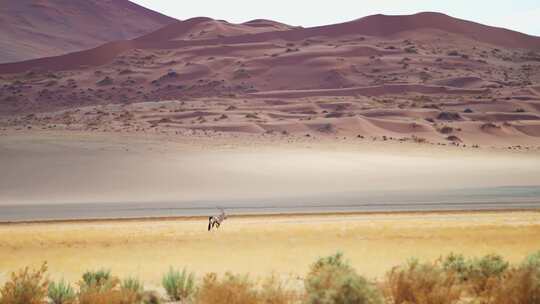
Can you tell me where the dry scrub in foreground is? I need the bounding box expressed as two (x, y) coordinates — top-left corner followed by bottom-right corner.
(1, 252), (540, 304)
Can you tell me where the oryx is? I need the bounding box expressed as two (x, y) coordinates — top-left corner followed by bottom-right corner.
(208, 208), (227, 231)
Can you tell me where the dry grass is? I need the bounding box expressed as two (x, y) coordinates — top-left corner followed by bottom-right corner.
(2, 250), (540, 304)
(384, 260), (461, 304)
(196, 273), (259, 304)
(77, 270), (142, 304)
(0, 262), (48, 304)
(491, 266), (540, 304)
(195, 272), (299, 304)
(1, 212), (539, 289)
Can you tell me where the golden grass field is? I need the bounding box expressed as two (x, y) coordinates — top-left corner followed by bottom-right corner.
(1, 211), (539, 290)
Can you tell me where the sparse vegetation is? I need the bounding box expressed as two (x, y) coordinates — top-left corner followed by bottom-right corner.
(305, 252), (383, 304)
(2, 252), (540, 304)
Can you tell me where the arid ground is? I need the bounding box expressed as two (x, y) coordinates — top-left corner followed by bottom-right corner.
(0, 211), (538, 291)
(2, 130), (540, 210)
(1, 7), (540, 298)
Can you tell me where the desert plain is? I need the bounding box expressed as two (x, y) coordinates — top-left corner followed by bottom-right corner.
(0, 210), (539, 291)
(1, 3), (540, 299)
(1, 130), (540, 291)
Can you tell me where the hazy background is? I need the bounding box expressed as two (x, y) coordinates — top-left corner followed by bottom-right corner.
(131, 0), (540, 36)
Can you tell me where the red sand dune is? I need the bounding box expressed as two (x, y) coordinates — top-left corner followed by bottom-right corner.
(1, 12), (539, 74)
(1, 10), (540, 147)
(0, 0), (176, 64)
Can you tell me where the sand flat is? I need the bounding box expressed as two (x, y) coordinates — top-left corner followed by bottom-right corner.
(2, 131), (540, 208)
(0, 211), (539, 288)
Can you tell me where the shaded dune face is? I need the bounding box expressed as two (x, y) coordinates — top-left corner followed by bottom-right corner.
(0, 0), (177, 64)
(1, 11), (540, 147)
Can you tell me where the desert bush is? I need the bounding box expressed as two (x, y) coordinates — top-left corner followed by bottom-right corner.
(0, 262), (49, 304)
(467, 254), (509, 298)
(442, 253), (469, 281)
(78, 277), (141, 304)
(385, 259), (461, 304)
(196, 272), (258, 304)
(78, 270), (142, 304)
(305, 252), (383, 304)
(446, 135), (461, 142)
(438, 125), (454, 134)
(162, 267), (196, 302)
(48, 279), (76, 304)
(490, 266), (540, 304)
(195, 272), (298, 304)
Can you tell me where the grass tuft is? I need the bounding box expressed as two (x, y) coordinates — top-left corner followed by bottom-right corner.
(48, 279), (76, 304)
(161, 267), (196, 301)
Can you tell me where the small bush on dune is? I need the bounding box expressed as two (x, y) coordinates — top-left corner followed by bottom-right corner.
(385, 259), (461, 304)
(48, 279), (76, 304)
(0, 262), (49, 304)
(305, 252), (383, 304)
(162, 267), (196, 302)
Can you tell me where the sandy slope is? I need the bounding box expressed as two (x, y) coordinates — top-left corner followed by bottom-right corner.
(0, 0), (176, 63)
(0, 211), (538, 289)
(1, 13), (539, 146)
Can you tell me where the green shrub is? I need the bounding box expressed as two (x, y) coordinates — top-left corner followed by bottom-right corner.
(0, 262), (49, 304)
(305, 252), (383, 304)
(385, 259), (461, 304)
(523, 251), (540, 270)
(121, 277), (144, 294)
(162, 267), (195, 301)
(48, 279), (76, 304)
(442, 252), (469, 281)
(81, 269), (112, 290)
